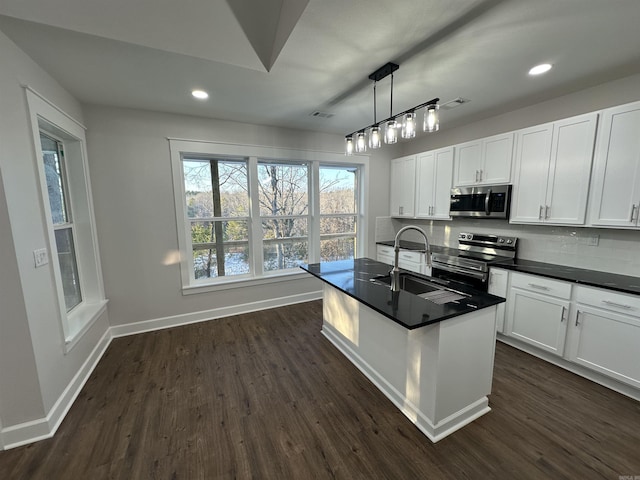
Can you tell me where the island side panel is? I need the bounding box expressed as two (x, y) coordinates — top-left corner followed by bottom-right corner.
(321, 283), (498, 442)
(430, 307), (497, 427)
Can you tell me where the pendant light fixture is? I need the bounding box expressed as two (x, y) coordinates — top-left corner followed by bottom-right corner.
(346, 62), (439, 155)
(424, 103), (440, 132)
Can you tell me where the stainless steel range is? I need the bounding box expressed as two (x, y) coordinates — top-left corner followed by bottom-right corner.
(431, 232), (517, 291)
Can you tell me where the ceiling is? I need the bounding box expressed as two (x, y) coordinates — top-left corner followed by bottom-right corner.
(1, 0), (640, 135)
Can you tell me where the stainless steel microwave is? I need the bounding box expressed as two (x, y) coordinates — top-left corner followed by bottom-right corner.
(449, 185), (512, 219)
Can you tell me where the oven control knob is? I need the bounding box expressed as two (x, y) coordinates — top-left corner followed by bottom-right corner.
(507, 239), (513, 244)
(460, 234), (467, 239)
(498, 238), (505, 243)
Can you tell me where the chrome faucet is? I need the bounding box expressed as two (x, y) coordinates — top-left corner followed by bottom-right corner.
(391, 225), (432, 292)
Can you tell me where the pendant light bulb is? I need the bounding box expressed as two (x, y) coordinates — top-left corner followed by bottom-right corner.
(424, 104), (440, 133)
(355, 131), (367, 153)
(385, 119), (398, 144)
(402, 112), (416, 139)
(369, 125), (381, 149)
(345, 136), (354, 155)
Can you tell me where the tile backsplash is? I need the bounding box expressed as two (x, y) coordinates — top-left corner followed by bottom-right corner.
(375, 217), (640, 277)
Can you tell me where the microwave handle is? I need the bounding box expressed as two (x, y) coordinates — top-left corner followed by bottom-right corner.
(485, 189), (492, 215)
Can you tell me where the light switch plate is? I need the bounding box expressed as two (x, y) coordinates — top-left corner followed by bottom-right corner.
(34, 248), (49, 267)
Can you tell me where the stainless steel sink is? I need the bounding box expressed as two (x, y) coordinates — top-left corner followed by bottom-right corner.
(371, 272), (469, 304)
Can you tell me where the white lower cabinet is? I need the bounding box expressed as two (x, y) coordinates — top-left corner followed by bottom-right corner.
(376, 245), (431, 276)
(567, 285), (640, 389)
(376, 245), (394, 266)
(505, 272), (571, 356)
(488, 268), (509, 333)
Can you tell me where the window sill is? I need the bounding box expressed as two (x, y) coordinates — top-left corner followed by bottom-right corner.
(182, 269), (312, 296)
(64, 299), (109, 353)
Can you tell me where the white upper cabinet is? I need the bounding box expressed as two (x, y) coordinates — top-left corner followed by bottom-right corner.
(454, 133), (514, 186)
(415, 147), (454, 219)
(510, 112), (598, 225)
(588, 101), (640, 228)
(390, 155), (416, 217)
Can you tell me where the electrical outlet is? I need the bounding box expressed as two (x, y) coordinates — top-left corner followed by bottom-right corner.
(34, 248), (49, 267)
(587, 235), (600, 246)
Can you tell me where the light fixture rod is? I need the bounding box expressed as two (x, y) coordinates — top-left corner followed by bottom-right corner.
(390, 73), (394, 118)
(373, 81), (377, 124)
(346, 97), (440, 138)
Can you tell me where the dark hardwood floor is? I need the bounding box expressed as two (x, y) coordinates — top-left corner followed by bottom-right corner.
(1, 300), (639, 479)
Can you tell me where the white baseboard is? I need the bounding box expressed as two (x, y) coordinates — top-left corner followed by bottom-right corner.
(1, 291), (322, 450)
(1, 328), (113, 450)
(110, 290), (322, 338)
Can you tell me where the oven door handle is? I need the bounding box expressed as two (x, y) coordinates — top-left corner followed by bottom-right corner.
(485, 189), (492, 215)
(432, 262), (487, 281)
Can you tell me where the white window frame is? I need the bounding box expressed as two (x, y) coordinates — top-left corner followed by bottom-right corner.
(169, 139), (368, 294)
(26, 87), (107, 352)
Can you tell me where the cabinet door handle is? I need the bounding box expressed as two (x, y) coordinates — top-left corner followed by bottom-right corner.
(602, 300), (633, 310)
(561, 306), (566, 322)
(479, 169), (483, 181)
(545, 205), (550, 219)
(632, 204), (639, 223)
(631, 204), (637, 222)
(527, 283), (550, 291)
(399, 206), (404, 215)
(575, 310), (581, 326)
(539, 205), (544, 220)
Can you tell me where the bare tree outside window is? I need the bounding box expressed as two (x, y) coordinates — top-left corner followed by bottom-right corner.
(183, 158), (250, 279)
(258, 162), (309, 271)
(180, 152), (361, 282)
(319, 166), (358, 261)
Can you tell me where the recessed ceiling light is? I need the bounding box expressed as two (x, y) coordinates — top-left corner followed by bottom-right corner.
(191, 89), (209, 100)
(528, 63), (552, 76)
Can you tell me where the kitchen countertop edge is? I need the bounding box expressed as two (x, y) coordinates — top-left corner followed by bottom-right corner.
(301, 258), (504, 330)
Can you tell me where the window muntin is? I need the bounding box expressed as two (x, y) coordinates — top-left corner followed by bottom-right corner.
(183, 157), (250, 279)
(319, 166), (358, 262)
(40, 132), (82, 312)
(258, 161), (309, 271)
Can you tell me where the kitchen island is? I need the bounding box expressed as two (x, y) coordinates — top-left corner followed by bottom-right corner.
(301, 258), (505, 442)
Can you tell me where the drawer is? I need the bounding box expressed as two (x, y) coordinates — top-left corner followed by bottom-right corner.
(576, 285), (640, 317)
(376, 245), (395, 257)
(510, 272), (572, 300)
(397, 250), (424, 264)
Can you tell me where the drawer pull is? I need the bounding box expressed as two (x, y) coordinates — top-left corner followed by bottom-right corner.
(561, 306), (566, 322)
(602, 300), (633, 310)
(575, 310), (581, 326)
(527, 283), (550, 291)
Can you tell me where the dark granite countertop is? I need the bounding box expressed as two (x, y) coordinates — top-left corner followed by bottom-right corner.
(300, 258), (504, 330)
(490, 258), (640, 296)
(377, 240), (640, 296)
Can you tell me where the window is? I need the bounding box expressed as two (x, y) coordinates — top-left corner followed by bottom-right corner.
(27, 88), (107, 350)
(319, 165), (358, 262)
(183, 157), (250, 279)
(170, 140), (368, 292)
(40, 132), (82, 311)
(258, 161), (309, 271)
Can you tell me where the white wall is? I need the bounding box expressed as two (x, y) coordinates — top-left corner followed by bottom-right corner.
(83, 106), (393, 326)
(0, 29), (110, 433)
